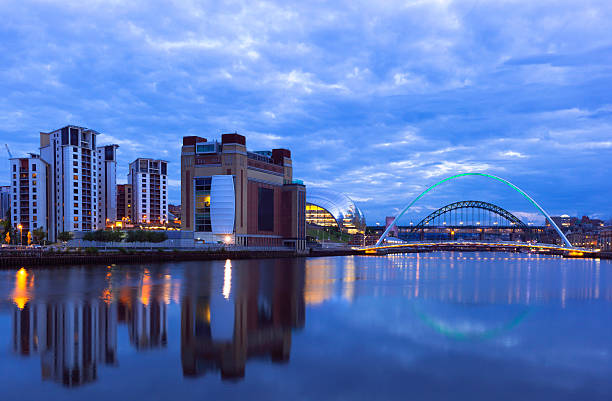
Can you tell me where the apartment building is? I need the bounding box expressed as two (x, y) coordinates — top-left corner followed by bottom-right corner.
(116, 184), (133, 222)
(0, 185), (10, 221)
(128, 158), (168, 224)
(96, 144), (119, 228)
(39, 125), (100, 241)
(9, 155), (49, 242)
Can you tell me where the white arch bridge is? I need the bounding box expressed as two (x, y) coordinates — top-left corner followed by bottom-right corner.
(361, 173), (598, 257)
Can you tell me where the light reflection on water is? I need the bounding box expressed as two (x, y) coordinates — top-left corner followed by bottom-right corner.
(0, 252), (610, 400)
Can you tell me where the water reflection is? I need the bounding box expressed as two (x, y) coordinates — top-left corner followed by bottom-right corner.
(1, 253), (611, 397)
(180, 258), (304, 380)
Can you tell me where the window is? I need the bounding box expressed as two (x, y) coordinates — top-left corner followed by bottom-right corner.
(74, 203), (78, 207)
(73, 161), (78, 166)
(194, 177), (212, 232)
(74, 189), (78, 194)
(33, 195), (36, 200)
(32, 181), (36, 185)
(74, 196), (78, 201)
(73, 175), (78, 180)
(74, 182), (78, 187)
(32, 188), (36, 193)
(73, 154), (78, 159)
(33, 202), (37, 207)
(33, 216), (37, 221)
(12, 165), (16, 172)
(74, 223), (78, 228)
(31, 164), (36, 171)
(32, 173), (37, 178)
(74, 210), (78, 215)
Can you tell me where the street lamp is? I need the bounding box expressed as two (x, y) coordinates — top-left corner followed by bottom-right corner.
(17, 224), (22, 246)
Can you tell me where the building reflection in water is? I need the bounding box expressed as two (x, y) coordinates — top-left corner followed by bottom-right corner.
(9, 258), (306, 386)
(10, 266), (170, 387)
(181, 258), (305, 380)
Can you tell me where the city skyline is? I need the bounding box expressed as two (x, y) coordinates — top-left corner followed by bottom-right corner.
(1, 1), (612, 223)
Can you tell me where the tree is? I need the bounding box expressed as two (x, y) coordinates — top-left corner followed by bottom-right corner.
(27, 231), (32, 245)
(57, 231), (73, 242)
(4, 231), (10, 244)
(83, 230), (123, 242)
(33, 227), (47, 244)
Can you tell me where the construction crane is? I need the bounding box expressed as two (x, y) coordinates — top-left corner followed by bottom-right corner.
(5, 144), (13, 159)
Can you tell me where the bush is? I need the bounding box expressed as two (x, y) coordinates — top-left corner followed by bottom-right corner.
(57, 231), (73, 242)
(117, 247), (128, 254)
(85, 247), (98, 254)
(126, 230), (168, 243)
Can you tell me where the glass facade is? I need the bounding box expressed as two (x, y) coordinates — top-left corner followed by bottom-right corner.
(306, 204), (337, 228)
(306, 188), (366, 234)
(195, 177), (212, 232)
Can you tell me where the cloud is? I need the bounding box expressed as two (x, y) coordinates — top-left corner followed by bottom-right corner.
(0, 0), (611, 219)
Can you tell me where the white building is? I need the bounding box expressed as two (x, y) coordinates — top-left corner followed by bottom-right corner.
(128, 158), (168, 225)
(96, 144), (119, 228)
(9, 154), (48, 243)
(39, 126), (100, 241)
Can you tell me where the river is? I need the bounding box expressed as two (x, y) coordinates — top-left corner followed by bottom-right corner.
(0, 252), (610, 400)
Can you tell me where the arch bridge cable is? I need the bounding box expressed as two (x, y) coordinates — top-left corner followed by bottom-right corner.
(375, 173), (572, 248)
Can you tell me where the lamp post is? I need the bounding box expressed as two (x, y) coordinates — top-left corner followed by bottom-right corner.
(17, 224), (22, 247)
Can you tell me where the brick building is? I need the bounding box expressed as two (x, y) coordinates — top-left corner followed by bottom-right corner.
(180, 133), (305, 249)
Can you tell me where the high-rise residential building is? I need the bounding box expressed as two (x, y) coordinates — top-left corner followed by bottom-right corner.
(96, 144), (119, 228)
(0, 185), (10, 221)
(180, 133), (306, 249)
(39, 125), (100, 241)
(9, 155), (49, 242)
(116, 184), (133, 222)
(128, 158), (168, 225)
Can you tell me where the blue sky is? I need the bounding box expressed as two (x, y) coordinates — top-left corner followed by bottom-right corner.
(1, 0), (611, 224)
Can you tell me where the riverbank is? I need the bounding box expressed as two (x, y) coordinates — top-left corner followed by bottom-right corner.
(1, 247), (609, 269)
(0, 248), (362, 268)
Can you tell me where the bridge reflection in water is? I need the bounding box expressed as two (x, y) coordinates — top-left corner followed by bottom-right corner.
(4, 255), (611, 388)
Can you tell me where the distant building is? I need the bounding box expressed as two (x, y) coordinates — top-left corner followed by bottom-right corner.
(549, 214), (574, 230)
(0, 185), (10, 220)
(180, 133), (306, 249)
(168, 204), (181, 221)
(128, 158), (169, 225)
(305, 188), (365, 234)
(598, 228), (612, 251)
(9, 154), (49, 242)
(116, 184), (133, 222)
(96, 144), (119, 228)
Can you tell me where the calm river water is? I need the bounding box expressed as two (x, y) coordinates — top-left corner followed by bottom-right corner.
(0, 252), (610, 400)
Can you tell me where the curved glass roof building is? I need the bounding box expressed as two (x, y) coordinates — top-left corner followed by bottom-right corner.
(306, 188), (366, 234)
